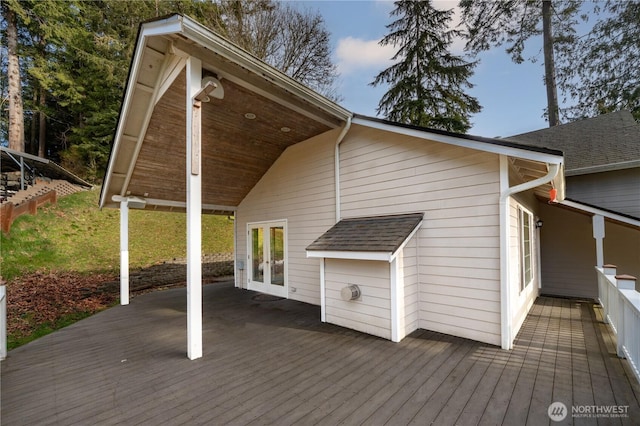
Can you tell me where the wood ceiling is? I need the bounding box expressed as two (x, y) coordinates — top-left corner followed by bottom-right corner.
(102, 25), (348, 214)
(126, 70), (333, 210)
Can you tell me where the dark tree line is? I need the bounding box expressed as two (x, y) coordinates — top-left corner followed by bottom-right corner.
(0, 0), (339, 181)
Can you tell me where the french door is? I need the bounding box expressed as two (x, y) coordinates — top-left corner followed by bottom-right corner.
(247, 221), (287, 297)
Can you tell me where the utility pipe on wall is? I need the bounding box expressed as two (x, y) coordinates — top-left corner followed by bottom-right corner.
(334, 116), (352, 223)
(499, 157), (561, 350)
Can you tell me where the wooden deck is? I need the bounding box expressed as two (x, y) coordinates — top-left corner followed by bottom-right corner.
(2, 281), (639, 425)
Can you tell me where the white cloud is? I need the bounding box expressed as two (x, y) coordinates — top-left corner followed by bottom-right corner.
(336, 37), (396, 75)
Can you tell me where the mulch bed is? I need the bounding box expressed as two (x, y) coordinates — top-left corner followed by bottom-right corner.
(5, 271), (119, 337)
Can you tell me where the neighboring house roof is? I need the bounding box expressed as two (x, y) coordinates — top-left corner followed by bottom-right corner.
(306, 213), (423, 261)
(1, 146), (91, 188)
(507, 111), (640, 175)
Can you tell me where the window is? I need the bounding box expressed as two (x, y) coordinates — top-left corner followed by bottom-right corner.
(519, 207), (534, 291)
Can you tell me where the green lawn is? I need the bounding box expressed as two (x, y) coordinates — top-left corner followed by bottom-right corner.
(0, 187), (234, 280)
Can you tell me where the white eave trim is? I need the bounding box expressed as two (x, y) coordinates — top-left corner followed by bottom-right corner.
(112, 195), (236, 213)
(560, 200), (640, 228)
(306, 250), (392, 262)
(178, 15), (352, 123)
(353, 117), (564, 165)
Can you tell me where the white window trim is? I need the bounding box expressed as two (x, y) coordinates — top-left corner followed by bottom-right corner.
(518, 206), (534, 292)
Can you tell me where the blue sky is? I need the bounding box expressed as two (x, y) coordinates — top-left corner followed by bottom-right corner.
(292, 0), (557, 138)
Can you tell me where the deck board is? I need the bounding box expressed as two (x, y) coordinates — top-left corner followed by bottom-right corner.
(1, 282), (639, 425)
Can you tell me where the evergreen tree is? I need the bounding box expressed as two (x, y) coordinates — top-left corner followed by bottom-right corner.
(371, 0), (481, 133)
(2, 0), (25, 151)
(460, 0), (582, 127)
(556, 1), (640, 121)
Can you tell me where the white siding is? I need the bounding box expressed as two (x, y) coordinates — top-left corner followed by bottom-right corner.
(236, 129), (339, 305)
(340, 125), (502, 346)
(325, 259), (391, 339)
(567, 168), (640, 218)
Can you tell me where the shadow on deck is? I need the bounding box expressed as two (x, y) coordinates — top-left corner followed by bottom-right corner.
(2, 282), (639, 425)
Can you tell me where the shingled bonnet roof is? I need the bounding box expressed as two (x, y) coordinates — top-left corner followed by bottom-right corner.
(306, 213), (423, 262)
(507, 111), (640, 175)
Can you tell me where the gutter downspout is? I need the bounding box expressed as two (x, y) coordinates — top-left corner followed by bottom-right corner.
(335, 116), (352, 223)
(499, 157), (561, 350)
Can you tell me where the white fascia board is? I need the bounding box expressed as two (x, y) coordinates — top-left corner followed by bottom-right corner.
(112, 195), (236, 212)
(353, 117), (564, 165)
(306, 250), (391, 262)
(179, 15), (352, 123)
(138, 16), (184, 38)
(560, 200), (640, 228)
(390, 220), (423, 262)
(100, 30), (151, 209)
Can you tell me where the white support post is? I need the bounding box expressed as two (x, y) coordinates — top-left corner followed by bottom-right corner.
(320, 258), (326, 322)
(120, 200), (130, 305)
(186, 57), (203, 360)
(390, 251), (405, 343)
(499, 155), (513, 350)
(593, 214), (605, 267)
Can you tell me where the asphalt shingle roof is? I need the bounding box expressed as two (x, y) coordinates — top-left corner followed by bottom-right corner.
(507, 111), (640, 171)
(306, 213), (423, 253)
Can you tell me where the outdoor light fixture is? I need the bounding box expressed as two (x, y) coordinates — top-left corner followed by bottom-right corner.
(536, 219), (544, 229)
(194, 76), (224, 103)
(280, 127), (291, 133)
(244, 112), (256, 120)
(126, 196), (147, 209)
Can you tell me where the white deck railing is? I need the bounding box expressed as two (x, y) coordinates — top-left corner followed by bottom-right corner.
(596, 266), (639, 384)
(1, 285), (6, 360)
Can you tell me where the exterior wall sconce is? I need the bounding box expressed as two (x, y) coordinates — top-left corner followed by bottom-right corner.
(536, 219), (544, 229)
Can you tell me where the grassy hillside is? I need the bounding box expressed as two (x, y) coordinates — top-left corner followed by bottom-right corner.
(0, 187), (234, 280)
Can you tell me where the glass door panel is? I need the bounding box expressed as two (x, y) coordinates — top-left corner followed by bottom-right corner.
(270, 226), (284, 286)
(251, 227), (264, 283)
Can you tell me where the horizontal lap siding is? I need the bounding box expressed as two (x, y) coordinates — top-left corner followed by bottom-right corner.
(567, 168), (640, 218)
(538, 202), (598, 299)
(236, 130), (339, 305)
(340, 125), (501, 346)
(325, 259), (391, 339)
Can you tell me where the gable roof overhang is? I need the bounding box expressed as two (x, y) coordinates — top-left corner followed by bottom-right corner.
(100, 14), (352, 214)
(306, 213), (424, 262)
(353, 115), (566, 201)
(559, 198), (640, 229)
